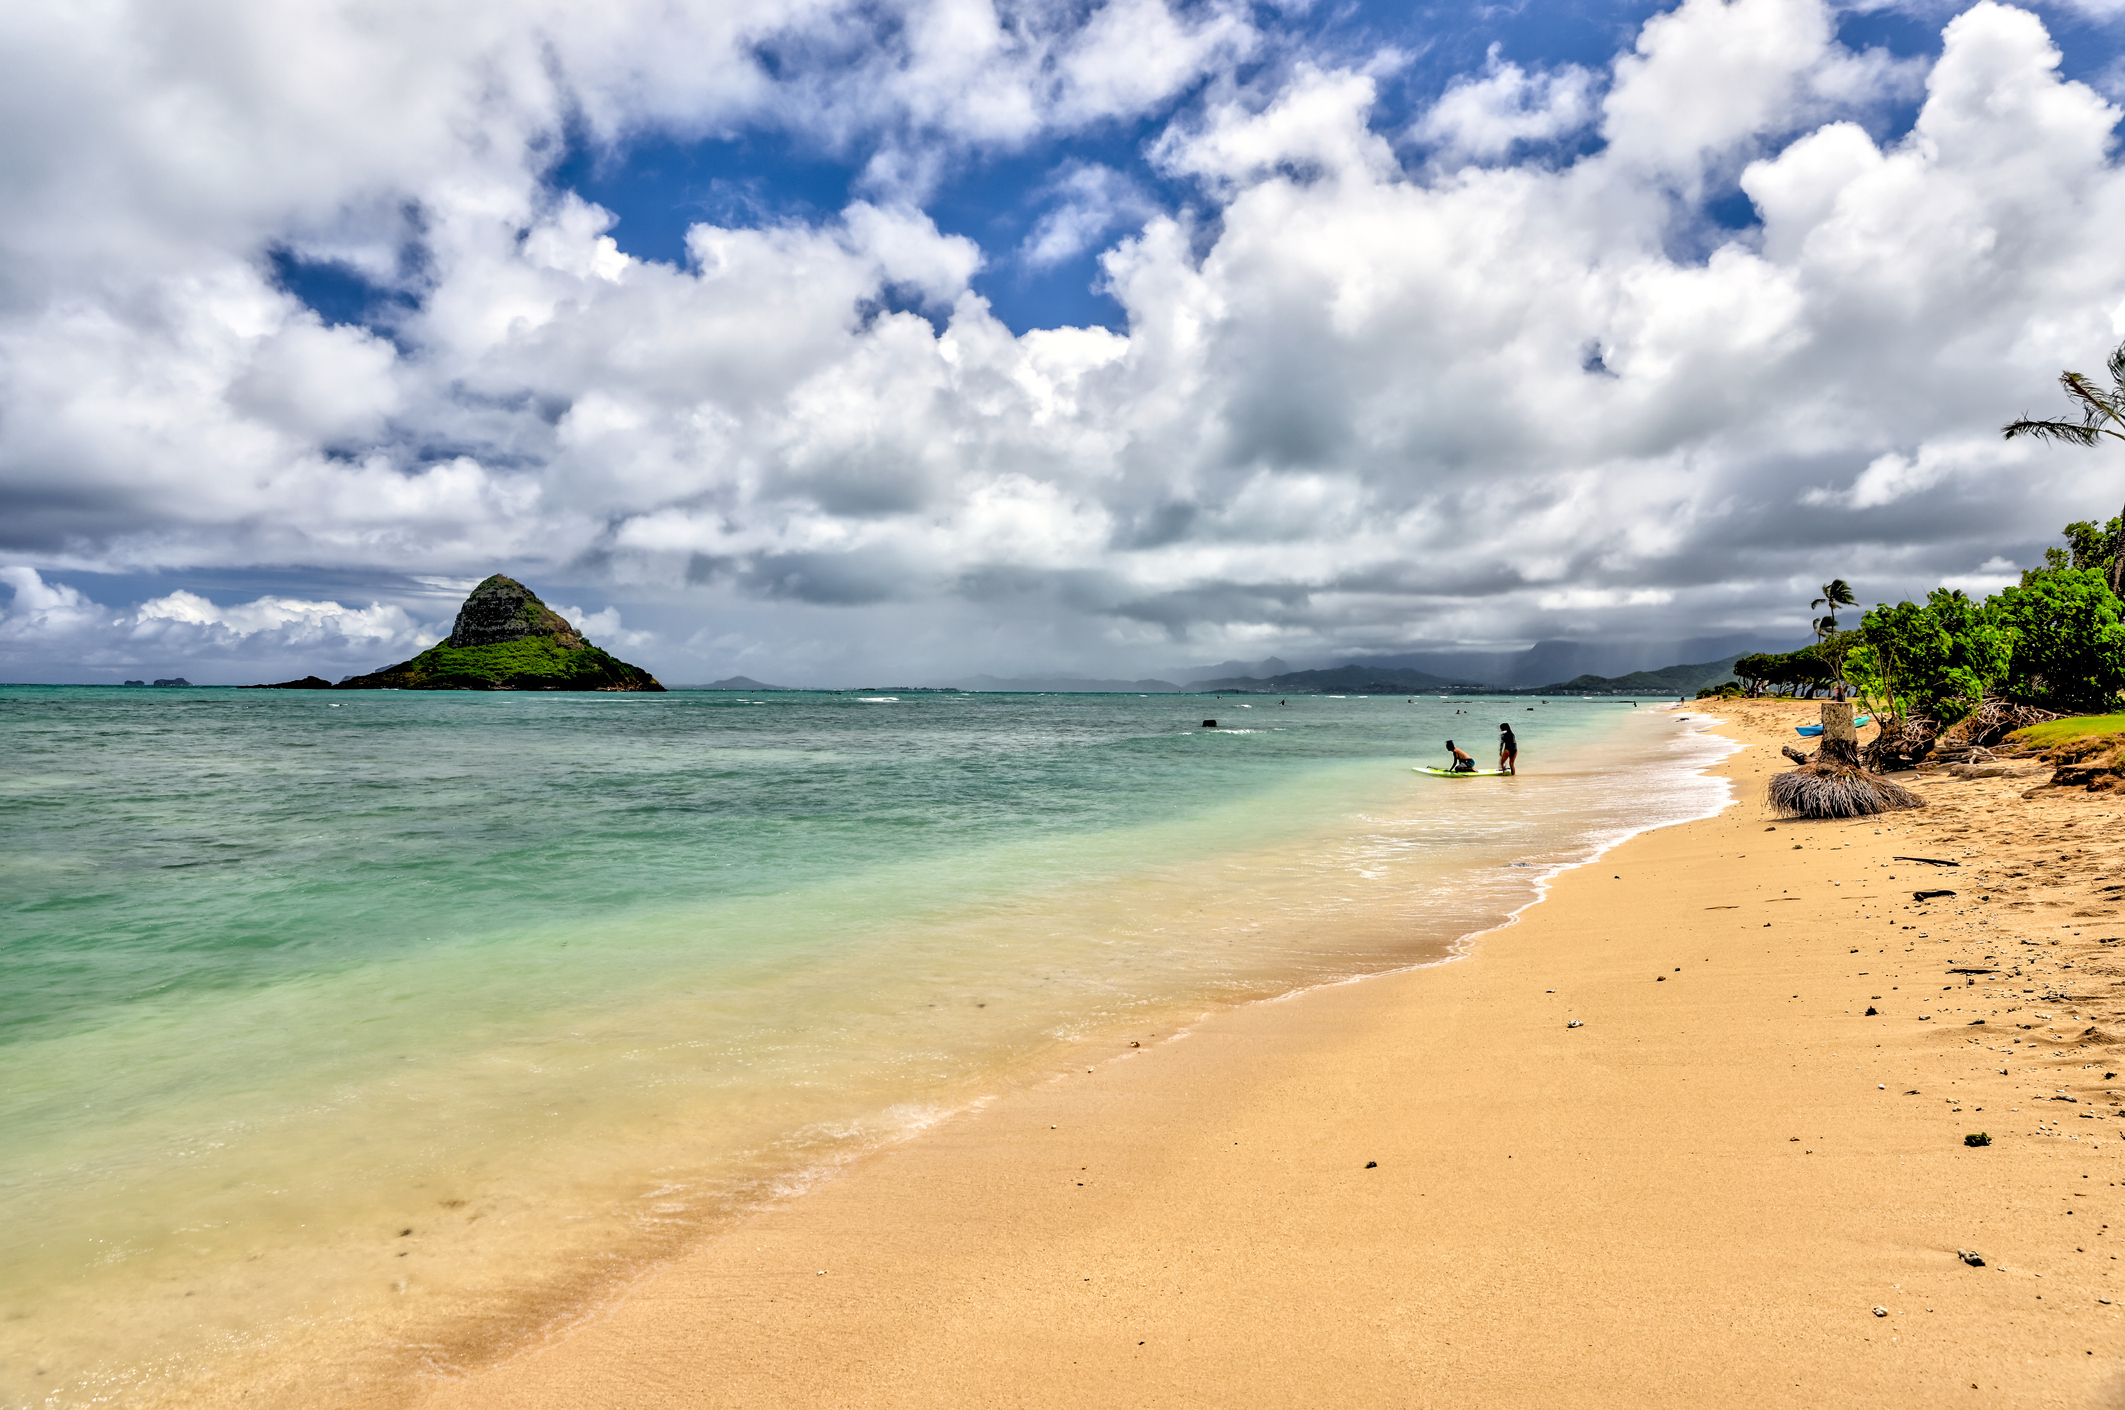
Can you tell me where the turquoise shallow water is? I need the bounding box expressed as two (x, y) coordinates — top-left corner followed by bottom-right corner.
(0, 687), (1729, 1404)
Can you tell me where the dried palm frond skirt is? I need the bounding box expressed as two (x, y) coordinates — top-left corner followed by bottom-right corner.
(1768, 762), (1926, 818)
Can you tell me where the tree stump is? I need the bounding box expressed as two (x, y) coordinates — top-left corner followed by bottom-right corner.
(1819, 701), (1860, 765)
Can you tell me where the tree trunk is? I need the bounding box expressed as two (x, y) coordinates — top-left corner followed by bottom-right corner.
(2111, 494), (2125, 597)
(1819, 701), (1860, 766)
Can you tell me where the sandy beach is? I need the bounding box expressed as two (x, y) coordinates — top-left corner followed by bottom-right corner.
(410, 700), (2125, 1409)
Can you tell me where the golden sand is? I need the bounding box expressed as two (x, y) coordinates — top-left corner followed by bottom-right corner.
(411, 700), (2125, 1408)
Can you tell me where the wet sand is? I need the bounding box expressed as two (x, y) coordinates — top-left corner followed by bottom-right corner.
(413, 699), (2125, 1408)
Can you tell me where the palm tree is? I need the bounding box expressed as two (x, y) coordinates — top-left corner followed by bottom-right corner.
(1810, 578), (1856, 699)
(1811, 578), (1855, 642)
(2002, 339), (2125, 594)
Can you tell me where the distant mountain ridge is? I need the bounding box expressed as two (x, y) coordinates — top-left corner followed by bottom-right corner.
(1317, 635), (1801, 689)
(940, 673), (1184, 692)
(1163, 656), (1292, 685)
(1523, 652), (1752, 696)
(1191, 664), (1480, 693)
(691, 675), (784, 690)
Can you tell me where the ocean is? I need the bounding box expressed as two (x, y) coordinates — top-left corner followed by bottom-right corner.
(0, 686), (1732, 1405)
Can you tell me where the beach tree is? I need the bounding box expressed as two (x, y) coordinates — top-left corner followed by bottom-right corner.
(1733, 653), (1776, 697)
(1854, 590), (2010, 727)
(2002, 340), (2125, 594)
(1771, 645), (1836, 698)
(2040, 516), (2125, 577)
(1992, 566), (2125, 712)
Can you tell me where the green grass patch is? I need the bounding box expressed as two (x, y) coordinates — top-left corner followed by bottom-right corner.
(2005, 713), (2125, 749)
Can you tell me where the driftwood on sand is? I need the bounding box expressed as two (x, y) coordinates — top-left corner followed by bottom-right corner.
(1929, 698), (2062, 763)
(1860, 699), (2062, 771)
(1863, 715), (1937, 771)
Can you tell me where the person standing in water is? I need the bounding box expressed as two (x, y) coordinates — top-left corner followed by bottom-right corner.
(1498, 722), (1518, 775)
(1444, 740), (1477, 773)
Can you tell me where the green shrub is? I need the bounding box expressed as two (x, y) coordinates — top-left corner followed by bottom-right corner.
(1993, 567), (2125, 713)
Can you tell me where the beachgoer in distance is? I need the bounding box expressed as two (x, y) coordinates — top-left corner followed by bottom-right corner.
(1445, 740), (1476, 773)
(1498, 723), (1518, 775)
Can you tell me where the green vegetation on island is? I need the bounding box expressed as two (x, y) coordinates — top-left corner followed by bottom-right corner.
(340, 633), (662, 691)
(255, 575), (664, 692)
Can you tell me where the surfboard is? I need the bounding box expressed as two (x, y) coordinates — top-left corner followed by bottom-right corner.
(1412, 767), (1512, 777)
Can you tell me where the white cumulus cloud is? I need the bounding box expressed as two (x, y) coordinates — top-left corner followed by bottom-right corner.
(3, 0), (2125, 685)
(0, 570), (443, 680)
(1413, 47), (1598, 163)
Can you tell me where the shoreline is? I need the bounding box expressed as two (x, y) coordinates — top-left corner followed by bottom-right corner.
(405, 699), (2125, 1409)
(26, 699), (1708, 1409)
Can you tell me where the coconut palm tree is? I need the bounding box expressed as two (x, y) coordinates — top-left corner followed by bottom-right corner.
(1809, 578), (1857, 699)
(1811, 578), (1855, 641)
(2003, 339), (2125, 594)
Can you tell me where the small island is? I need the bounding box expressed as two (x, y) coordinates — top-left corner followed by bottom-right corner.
(253, 575), (664, 692)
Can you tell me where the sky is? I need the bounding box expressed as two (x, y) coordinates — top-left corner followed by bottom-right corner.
(6, 0), (2125, 686)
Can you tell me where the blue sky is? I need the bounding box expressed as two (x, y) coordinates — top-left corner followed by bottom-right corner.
(6, 0), (2125, 684)
(539, 0), (2122, 333)
(283, 0), (2003, 337)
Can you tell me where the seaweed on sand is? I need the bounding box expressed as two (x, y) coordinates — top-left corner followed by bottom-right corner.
(1768, 761), (1926, 819)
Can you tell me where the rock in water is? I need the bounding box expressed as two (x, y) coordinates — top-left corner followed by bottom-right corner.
(337, 575), (664, 692)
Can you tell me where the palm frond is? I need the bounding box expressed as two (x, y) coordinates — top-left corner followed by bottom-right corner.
(2062, 371), (2118, 424)
(2002, 416), (2108, 447)
(2108, 340), (2125, 392)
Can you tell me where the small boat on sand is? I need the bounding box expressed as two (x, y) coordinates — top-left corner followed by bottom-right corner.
(1795, 714), (1872, 737)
